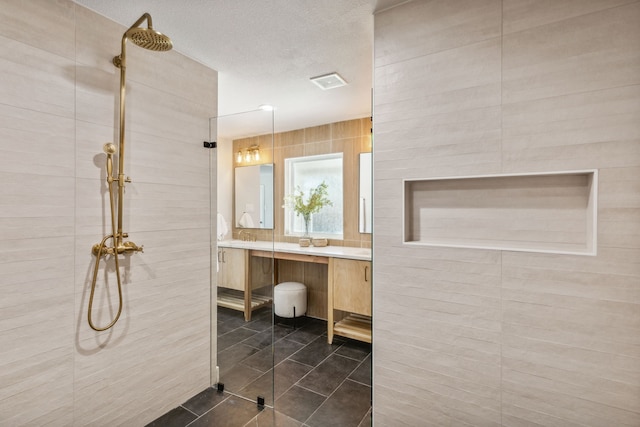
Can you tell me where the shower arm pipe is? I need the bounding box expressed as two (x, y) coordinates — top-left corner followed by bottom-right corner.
(115, 45), (127, 248)
(115, 50), (126, 248)
(113, 14), (153, 248)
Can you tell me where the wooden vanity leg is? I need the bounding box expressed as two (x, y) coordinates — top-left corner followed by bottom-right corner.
(244, 291), (251, 321)
(244, 250), (251, 321)
(327, 258), (334, 344)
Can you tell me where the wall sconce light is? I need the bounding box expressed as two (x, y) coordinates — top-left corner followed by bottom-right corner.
(236, 145), (261, 164)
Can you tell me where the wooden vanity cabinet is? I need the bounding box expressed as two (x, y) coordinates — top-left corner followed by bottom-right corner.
(217, 247), (272, 321)
(328, 257), (372, 344)
(217, 247), (246, 291)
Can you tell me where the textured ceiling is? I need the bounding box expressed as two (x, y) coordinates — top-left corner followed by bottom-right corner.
(73, 0), (406, 138)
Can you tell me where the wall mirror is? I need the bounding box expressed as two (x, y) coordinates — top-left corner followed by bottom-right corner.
(234, 164), (274, 229)
(359, 152), (372, 233)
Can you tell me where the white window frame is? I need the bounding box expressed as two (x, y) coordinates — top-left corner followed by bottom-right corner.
(284, 153), (343, 239)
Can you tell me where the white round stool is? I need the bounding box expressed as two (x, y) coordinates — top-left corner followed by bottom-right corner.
(274, 282), (307, 319)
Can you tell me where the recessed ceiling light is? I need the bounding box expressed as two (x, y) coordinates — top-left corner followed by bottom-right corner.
(310, 72), (348, 90)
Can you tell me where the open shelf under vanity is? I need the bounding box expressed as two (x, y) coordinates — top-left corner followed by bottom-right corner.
(333, 313), (372, 343)
(216, 288), (272, 312)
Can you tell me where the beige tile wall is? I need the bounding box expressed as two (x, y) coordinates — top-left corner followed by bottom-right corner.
(374, 0), (640, 425)
(0, 1), (217, 425)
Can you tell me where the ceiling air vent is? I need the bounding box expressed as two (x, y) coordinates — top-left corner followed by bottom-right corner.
(310, 72), (348, 90)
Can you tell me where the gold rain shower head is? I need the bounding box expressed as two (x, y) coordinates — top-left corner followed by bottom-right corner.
(126, 27), (173, 52)
(113, 13), (173, 68)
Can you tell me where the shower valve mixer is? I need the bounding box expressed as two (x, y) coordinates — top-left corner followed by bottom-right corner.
(92, 239), (144, 256)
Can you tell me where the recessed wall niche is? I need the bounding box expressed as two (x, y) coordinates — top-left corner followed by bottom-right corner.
(404, 170), (597, 256)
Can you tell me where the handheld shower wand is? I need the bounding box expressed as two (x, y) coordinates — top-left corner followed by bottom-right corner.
(88, 14), (172, 331)
(88, 143), (123, 331)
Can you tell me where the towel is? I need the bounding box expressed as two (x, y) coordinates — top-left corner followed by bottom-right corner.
(238, 212), (255, 228)
(217, 213), (228, 241)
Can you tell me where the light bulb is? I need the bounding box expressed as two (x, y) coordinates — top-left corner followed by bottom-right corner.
(236, 151), (243, 163)
(245, 151), (251, 162)
(254, 150), (260, 161)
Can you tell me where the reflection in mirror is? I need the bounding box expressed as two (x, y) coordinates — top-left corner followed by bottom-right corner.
(235, 164), (274, 229)
(284, 153), (343, 238)
(359, 153), (372, 233)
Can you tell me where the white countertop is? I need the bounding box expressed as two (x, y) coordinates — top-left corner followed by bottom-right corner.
(218, 240), (371, 261)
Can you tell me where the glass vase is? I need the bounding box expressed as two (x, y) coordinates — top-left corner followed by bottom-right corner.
(303, 217), (311, 238)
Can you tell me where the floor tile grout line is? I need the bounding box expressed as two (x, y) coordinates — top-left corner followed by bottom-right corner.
(300, 354), (372, 426)
(255, 324), (368, 420)
(262, 332), (346, 422)
(294, 383), (331, 398)
(290, 351), (362, 399)
(290, 340), (344, 383)
(344, 353), (372, 388)
(285, 334), (341, 369)
(355, 406), (372, 427)
(265, 336), (337, 410)
(223, 328), (302, 368)
(180, 405), (200, 418)
(183, 391), (232, 427)
(334, 351), (371, 362)
(229, 325), (330, 409)
(347, 377), (372, 388)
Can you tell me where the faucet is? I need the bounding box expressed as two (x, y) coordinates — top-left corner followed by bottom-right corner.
(239, 230), (256, 242)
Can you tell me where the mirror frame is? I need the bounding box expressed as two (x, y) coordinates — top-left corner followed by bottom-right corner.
(359, 152), (372, 234)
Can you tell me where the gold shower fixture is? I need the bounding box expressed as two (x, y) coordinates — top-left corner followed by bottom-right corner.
(88, 13), (172, 332)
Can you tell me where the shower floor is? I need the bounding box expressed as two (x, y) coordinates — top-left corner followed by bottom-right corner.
(146, 307), (372, 427)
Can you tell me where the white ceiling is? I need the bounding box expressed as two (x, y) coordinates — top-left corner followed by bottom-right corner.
(74, 0), (406, 138)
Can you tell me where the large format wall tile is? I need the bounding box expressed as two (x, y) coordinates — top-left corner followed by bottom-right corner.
(374, 0), (640, 425)
(502, 0), (638, 35)
(0, 0), (75, 59)
(374, 246), (502, 426)
(0, 1), (218, 425)
(375, 27), (503, 180)
(502, 86), (640, 172)
(0, 104), (75, 177)
(0, 35), (75, 118)
(0, 14), (77, 422)
(598, 167), (640, 250)
(374, 0), (501, 67)
(502, 3), (640, 105)
(376, 38), (501, 112)
(501, 249), (640, 425)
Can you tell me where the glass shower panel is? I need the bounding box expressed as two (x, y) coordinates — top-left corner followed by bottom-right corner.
(210, 109), (275, 411)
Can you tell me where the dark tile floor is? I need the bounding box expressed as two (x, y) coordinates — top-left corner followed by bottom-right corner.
(146, 307), (371, 427)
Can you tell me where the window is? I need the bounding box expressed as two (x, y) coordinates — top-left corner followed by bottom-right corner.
(284, 153), (343, 238)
